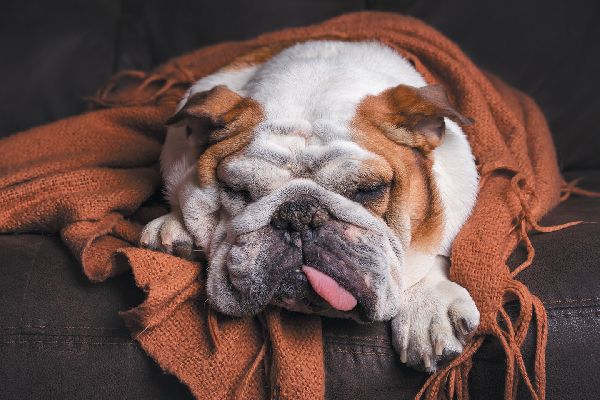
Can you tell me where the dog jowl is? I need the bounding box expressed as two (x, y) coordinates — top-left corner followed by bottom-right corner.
(140, 40), (480, 372)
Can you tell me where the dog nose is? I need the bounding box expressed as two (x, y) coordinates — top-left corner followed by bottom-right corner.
(271, 199), (329, 231)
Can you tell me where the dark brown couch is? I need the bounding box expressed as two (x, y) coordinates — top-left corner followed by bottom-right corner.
(1, 1), (599, 398)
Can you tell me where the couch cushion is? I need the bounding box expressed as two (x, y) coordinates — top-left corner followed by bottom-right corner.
(4, 0), (600, 170)
(0, 234), (193, 399)
(1, 170), (599, 399)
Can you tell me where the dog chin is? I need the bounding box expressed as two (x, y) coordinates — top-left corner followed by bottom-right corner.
(205, 217), (405, 323)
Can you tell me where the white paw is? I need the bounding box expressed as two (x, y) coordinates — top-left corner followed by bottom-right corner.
(391, 279), (479, 373)
(139, 212), (195, 259)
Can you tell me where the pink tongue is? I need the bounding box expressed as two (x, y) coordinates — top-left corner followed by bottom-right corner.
(302, 266), (357, 311)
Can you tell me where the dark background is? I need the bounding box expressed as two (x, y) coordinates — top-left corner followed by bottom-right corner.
(1, 2), (600, 399)
(1, 0), (599, 171)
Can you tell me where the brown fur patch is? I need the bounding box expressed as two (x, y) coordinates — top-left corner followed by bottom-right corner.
(357, 84), (470, 153)
(166, 85), (246, 128)
(185, 90), (264, 186)
(351, 85), (451, 252)
(164, 85), (264, 186)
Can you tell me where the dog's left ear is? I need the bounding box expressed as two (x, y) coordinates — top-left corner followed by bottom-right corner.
(373, 84), (472, 153)
(166, 85), (260, 152)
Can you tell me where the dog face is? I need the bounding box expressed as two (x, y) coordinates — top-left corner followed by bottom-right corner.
(167, 81), (470, 323)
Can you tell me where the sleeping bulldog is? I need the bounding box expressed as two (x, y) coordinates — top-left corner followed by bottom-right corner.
(140, 40), (480, 372)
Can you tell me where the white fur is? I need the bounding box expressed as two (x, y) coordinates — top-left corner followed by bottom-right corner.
(161, 40), (478, 277)
(143, 40), (480, 372)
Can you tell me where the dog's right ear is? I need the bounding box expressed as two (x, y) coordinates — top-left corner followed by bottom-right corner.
(166, 85), (259, 151)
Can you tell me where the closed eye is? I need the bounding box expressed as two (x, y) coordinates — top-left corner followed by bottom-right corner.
(352, 183), (389, 204)
(222, 183), (252, 203)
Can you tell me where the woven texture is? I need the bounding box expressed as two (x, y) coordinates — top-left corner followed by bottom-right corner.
(0, 12), (566, 399)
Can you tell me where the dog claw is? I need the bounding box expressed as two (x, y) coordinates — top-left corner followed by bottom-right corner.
(423, 355), (431, 370)
(400, 349), (407, 364)
(455, 317), (476, 344)
(459, 318), (469, 335)
(463, 317), (477, 335)
(391, 274), (479, 373)
(434, 339), (445, 356)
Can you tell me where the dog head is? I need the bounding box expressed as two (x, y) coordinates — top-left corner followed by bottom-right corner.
(167, 79), (472, 322)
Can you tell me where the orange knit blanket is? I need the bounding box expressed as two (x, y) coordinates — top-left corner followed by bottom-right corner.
(0, 12), (570, 400)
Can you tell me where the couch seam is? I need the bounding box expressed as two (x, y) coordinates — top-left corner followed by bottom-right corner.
(546, 308), (600, 319)
(0, 340), (135, 346)
(0, 328), (131, 337)
(544, 297), (600, 305)
(0, 325), (127, 331)
(323, 334), (388, 342)
(328, 347), (395, 356)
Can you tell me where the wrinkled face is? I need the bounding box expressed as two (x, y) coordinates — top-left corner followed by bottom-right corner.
(170, 83), (469, 322)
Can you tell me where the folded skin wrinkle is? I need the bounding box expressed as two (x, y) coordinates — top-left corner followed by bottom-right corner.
(141, 39), (480, 373)
(143, 40), (478, 321)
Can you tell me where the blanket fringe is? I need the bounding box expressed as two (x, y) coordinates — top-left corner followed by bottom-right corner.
(415, 336), (482, 400)
(232, 312), (272, 400)
(232, 335), (268, 400)
(415, 288), (546, 400)
(207, 309), (273, 400)
(416, 170), (600, 400)
(88, 55), (600, 400)
(85, 62), (197, 108)
(207, 307), (222, 352)
(560, 178), (600, 202)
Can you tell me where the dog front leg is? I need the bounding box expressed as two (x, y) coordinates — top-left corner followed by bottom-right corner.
(139, 208), (195, 259)
(391, 255), (479, 372)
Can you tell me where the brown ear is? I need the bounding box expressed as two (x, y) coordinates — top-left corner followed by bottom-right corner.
(373, 84), (472, 153)
(415, 84), (472, 125)
(166, 85), (253, 150)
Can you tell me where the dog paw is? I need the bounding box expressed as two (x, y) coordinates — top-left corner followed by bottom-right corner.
(139, 212), (195, 259)
(391, 279), (479, 373)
